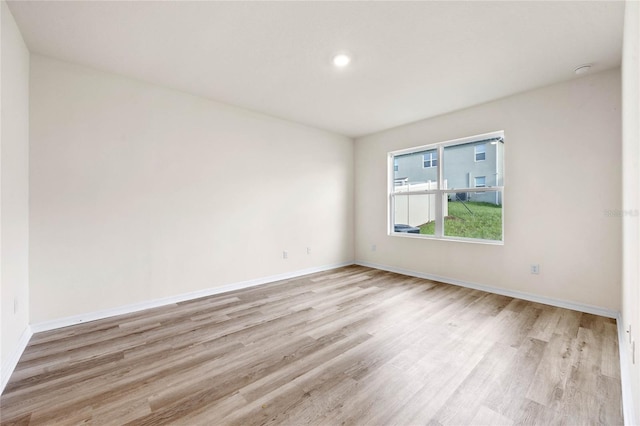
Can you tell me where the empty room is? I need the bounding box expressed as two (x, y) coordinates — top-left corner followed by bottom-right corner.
(1, 0), (639, 425)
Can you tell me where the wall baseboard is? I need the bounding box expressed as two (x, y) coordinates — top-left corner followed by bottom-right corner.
(355, 260), (619, 319)
(618, 313), (637, 426)
(1, 325), (33, 395)
(30, 261), (354, 334)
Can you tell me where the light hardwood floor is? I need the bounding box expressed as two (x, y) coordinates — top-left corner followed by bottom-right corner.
(0, 266), (623, 425)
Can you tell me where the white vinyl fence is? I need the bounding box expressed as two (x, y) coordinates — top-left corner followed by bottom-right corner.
(394, 181), (448, 227)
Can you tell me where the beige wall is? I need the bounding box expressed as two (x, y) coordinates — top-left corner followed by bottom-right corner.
(1, 0), (30, 385)
(622, 0), (640, 423)
(355, 69), (622, 312)
(29, 55), (354, 323)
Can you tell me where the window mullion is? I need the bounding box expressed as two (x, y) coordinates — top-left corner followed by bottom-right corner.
(435, 145), (444, 238)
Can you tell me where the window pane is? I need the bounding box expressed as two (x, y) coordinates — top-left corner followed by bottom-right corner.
(393, 149), (438, 192)
(444, 140), (503, 189)
(393, 194), (436, 236)
(422, 151), (436, 168)
(389, 133), (504, 243)
(444, 191), (502, 241)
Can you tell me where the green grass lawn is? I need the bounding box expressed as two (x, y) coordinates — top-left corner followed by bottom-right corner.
(420, 201), (502, 240)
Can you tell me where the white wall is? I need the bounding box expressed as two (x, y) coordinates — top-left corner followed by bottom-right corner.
(29, 55), (353, 323)
(622, 0), (640, 423)
(355, 69), (622, 312)
(1, 0), (30, 387)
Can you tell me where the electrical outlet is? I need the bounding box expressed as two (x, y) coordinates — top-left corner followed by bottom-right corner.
(283, 251), (288, 259)
(371, 244), (377, 252)
(306, 247), (311, 255)
(530, 264), (540, 274)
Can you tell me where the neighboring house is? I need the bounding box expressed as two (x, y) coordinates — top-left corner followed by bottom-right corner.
(394, 137), (504, 205)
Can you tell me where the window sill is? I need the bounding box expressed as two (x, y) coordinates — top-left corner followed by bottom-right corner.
(389, 232), (504, 246)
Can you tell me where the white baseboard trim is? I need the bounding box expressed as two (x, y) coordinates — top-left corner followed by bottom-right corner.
(30, 261), (354, 334)
(617, 313), (637, 426)
(355, 261), (619, 319)
(1, 325), (33, 395)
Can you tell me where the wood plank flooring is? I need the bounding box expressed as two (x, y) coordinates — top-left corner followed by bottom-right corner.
(0, 266), (623, 425)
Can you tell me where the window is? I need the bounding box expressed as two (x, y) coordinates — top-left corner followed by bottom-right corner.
(394, 159), (398, 172)
(389, 132), (504, 243)
(423, 151), (437, 168)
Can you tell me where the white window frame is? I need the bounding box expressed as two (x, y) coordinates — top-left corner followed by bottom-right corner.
(388, 131), (504, 244)
(474, 176), (486, 188)
(475, 144), (486, 162)
(422, 151), (437, 168)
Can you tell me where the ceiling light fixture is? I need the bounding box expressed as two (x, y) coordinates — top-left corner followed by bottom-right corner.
(333, 53), (351, 68)
(574, 64), (592, 75)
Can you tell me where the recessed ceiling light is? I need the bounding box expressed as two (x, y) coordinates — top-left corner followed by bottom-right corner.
(333, 53), (351, 68)
(574, 64), (592, 75)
